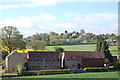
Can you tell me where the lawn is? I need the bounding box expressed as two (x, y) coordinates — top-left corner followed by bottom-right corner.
(13, 71), (119, 78)
(1, 72), (119, 80)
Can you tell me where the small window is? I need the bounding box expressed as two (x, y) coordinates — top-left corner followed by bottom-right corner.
(53, 59), (55, 61)
(72, 65), (75, 67)
(71, 57), (72, 58)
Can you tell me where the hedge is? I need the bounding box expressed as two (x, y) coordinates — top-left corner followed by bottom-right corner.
(20, 69), (71, 76)
(84, 67), (108, 72)
(113, 60), (120, 70)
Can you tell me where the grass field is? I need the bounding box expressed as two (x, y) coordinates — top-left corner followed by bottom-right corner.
(14, 44), (118, 57)
(46, 44), (118, 56)
(14, 71), (119, 78)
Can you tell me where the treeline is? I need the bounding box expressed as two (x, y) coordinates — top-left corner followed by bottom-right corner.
(24, 29), (118, 46)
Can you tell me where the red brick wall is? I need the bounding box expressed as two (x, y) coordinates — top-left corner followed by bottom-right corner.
(82, 58), (104, 68)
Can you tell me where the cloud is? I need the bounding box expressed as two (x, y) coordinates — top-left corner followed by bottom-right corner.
(0, 13), (57, 37)
(0, 12), (118, 37)
(65, 12), (118, 34)
(0, 0), (118, 3)
(71, 13), (117, 25)
(0, 0), (118, 10)
(39, 13), (57, 21)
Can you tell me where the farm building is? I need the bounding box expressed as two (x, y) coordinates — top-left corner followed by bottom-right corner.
(5, 51), (61, 72)
(5, 51), (28, 73)
(5, 51), (105, 72)
(27, 51), (61, 70)
(61, 51), (105, 69)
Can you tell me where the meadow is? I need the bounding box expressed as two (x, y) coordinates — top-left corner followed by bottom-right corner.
(46, 44), (118, 57)
(15, 44), (118, 57)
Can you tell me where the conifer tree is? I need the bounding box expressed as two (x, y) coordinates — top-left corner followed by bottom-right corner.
(96, 36), (113, 62)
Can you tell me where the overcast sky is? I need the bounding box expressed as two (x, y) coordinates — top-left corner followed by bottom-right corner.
(0, 0), (118, 37)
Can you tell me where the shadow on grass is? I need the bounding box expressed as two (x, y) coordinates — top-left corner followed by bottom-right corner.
(1, 78), (119, 80)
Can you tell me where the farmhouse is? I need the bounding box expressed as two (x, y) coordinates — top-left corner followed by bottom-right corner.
(5, 51), (105, 72)
(5, 51), (28, 73)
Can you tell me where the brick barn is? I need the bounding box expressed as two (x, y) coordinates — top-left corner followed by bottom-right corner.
(27, 51), (61, 70)
(5, 51), (105, 72)
(61, 51), (105, 69)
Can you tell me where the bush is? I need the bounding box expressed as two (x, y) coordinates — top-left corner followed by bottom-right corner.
(113, 60), (120, 70)
(84, 67), (108, 72)
(20, 69), (71, 76)
(2, 65), (6, 69)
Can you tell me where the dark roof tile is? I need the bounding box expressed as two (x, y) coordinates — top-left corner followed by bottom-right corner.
(64, 51), (105, 59)
(28, 51), (60, 60)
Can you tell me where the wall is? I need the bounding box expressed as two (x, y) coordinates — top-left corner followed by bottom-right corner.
(6, 52), (25, 73)
(27, 60), (61, 70)
(82, 58), (104, 68)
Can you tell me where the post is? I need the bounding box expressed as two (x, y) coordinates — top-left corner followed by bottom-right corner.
(42, 59), (45, 75)
(43, 59), (45, 70)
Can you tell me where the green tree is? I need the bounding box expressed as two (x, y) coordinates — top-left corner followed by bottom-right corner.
(113, 60), (120, 70)
(2, 50), (8, 60)
(1, 26), (26, 53)
(80, 29), (85, 34)
(118, 35), (120, 59)
(65, 30), (68, 33)
(28, 40), (45, 51)
(96, 36), (113, 62)
(54, 47), (64, 53)
(96, 36), (104, 51)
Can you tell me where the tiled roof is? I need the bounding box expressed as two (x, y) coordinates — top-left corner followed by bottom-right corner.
(28, 51), (60, 61)
(64, 51), (105, 59)
(6, 51), (17, 58)
(19, 53), (28, 58)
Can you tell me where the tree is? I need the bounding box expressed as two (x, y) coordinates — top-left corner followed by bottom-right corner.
(1, 26), (26, 53)
(80, 29), (85, 34)
(113, 60), (120, 70)
(118, 35), (120, 59)
(96, 36), (104, 51)
(28, 40), (45, 51)
(2, 50), (8, 60)
(54, 47), (64, 53)
(96, 36), (113, 62)
(65, 30), (68, 33)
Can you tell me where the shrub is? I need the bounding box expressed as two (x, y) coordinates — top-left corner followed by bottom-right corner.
(113, 60), (120, 70)
(2, 65), (6, 69)
(84, 67), (108, 72)
(20, 69), (71, 76)
(16, 64), (23, 75)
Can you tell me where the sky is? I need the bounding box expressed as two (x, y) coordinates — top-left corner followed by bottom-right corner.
(0, 0), (118, 37)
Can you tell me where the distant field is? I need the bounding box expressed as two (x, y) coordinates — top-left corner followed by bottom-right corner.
(46, 44), (96, 51)
(14, 44), (118, 57)
(14, 71), (119, 78)
(46, 44), (118, 56)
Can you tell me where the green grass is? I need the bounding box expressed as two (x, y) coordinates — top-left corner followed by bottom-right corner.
(46, 44), (96, 51)
(3, 73), (17, 75)
(46, 44), (118, 56)
(15, 71), (119, 78)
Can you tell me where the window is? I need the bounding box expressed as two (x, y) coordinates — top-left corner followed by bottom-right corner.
(72, 65), (75, 67)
